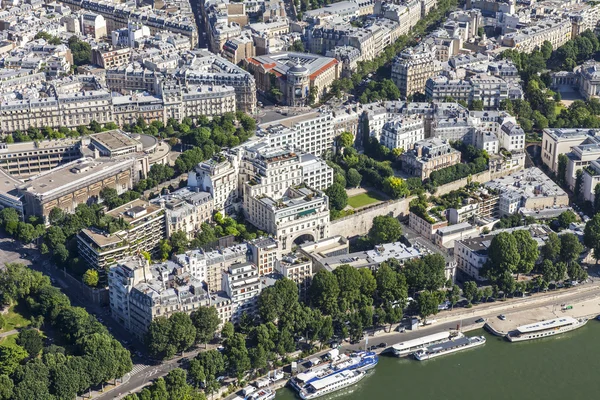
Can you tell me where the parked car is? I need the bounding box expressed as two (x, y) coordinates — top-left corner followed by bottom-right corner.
(378, 342), (387, 348)
(475, 318), (485, 323)
(498, 314), (506, 321)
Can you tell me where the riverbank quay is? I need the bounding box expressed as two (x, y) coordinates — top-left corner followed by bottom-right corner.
(485, 292), (600, 336)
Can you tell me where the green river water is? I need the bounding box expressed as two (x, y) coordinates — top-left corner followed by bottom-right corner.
(276, 322), (600, 400)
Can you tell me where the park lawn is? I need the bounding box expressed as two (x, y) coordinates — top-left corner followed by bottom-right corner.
(347, 191), (386, 208)
(0, 333), (19, 349)
(1, 304), (31, 333)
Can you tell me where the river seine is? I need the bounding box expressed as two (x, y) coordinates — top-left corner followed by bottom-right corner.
(277, 322), (600, 400)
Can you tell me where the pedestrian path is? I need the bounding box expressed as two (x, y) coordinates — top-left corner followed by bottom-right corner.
(130, 364), (150, 376)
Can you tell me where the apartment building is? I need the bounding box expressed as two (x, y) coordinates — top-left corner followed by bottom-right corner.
(77, 200), (166, 280)
(259, 111), (335, 156)
(0, 139), (81, 178)
(498, 121), (525, 152)
(245, 186), (330, 252)
(400, 138), (461, 180)
(277, 253), (313, 285)
(484, 167), (569, 217)
(582, 160), (600, 204)
(501, 18), (572, 53)
(248, 237), (279, 276)
(221, 262), (262, 323)
(408, 209), (448, 241)
(151, 188), (214, 238)
(299, 154), (334, 191)
(245, 52), (340, 106)
(188, 154), (240, 215)
(108, 256), (210, 338)
(60, 0), (198, 46)
(380, 116), (425, 151)
(1, 90), (113, 132)
(391, 43), (442, 98)
(425, 74), (509, 108)
(541, 128), (599, 173)
(203, 245), (249, 292)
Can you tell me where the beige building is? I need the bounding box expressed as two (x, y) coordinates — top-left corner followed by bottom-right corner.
(400, 138), (461, 180)
(81, 12), (107, 40)
(408, 209), (448, 241)
(91, 47), (131, 69)
(108, 257), (210, 338)
(391, 44), (442, 98)
(0, 139), (82, 178)
(277, 253), (313, 285)
(248, 237), (279, 276)
(245, 52), (340, 106)
(541, 128), (598, 173)
(152, 188), (214, 239)
(77, 199), (167, 279)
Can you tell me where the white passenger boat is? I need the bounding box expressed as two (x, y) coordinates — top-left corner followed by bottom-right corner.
(413, 335), (486, 361)
(391, 331), (464, 357)
(506, 317), (588, 342)
(246, 388), (275, 400)
(299, 370), (365, 400)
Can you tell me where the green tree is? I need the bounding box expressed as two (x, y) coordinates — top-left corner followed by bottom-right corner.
(0, 344), (27, 375)
(417, 291), (439, 322)
(595, 183), (600, 213)
(82, 269), (99, 287)
(559, 233), (584, 264)
(223, 333), (250, 381)
(168, 312), (196, 354)
(557, 154), (568, 186)
(512, 230), (539, 277)
(462, 281), (478, 305)
(542, 232), (561, 262)
(146, 316), (175, 359)
(470, 99), (484, 111)
(169, 231), (189, 254)
(338, 131), (354, 148)
(0, 374), (13, 400)
(376, 264), (407, 304)
(485, 231), (520, 277)
(16, 329), (43, 358)
(368, 215), (402, 244)
(541, 259), (557, 285)
(309, 269), (340, 315)
(346, 168), (362, 188)
(382, 176), (410, 199)
(190, 306), (220, 347)
(448, 284), (460, 309)
(325, 183), (348, 211)
(584, 213), (600, 261)
(557, 210), (577, 228)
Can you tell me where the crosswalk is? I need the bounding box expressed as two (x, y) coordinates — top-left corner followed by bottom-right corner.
(130, 363), (150, 376)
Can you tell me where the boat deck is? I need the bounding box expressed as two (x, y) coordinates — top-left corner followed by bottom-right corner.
(426, 336), (471, 352)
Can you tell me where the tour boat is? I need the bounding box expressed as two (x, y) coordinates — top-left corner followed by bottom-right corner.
(391, 331), (464, 357)
(246, 388), (276, 400)
(299, 370), (366, 400)
(290, 351), (377, 392)
(331, 351), (379, 372)
(506, 317), (588, 342)
(413, 335), (486, 361)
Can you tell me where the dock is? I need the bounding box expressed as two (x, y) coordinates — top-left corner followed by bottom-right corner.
(485, 294), (600, 337)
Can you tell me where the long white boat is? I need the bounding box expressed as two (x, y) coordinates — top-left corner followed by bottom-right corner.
(507, 316), (588, 342)
(246, 388), (275, 400)
(299, 370), (365, 400)
(413, 335), (486, 361)
(391, 331), (464, 357)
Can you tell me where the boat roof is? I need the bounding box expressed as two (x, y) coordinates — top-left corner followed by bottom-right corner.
(392, 331), (452, 350)
(296, 364), (330, 382)
(516, 317), (578, 333)
(309, 370), (355, 390)
(426, 336), (471, 352)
